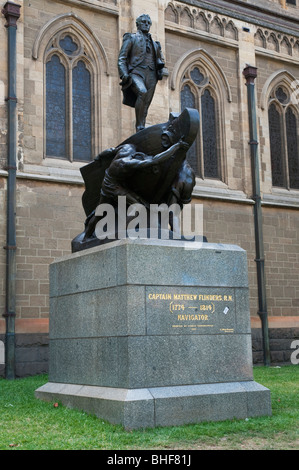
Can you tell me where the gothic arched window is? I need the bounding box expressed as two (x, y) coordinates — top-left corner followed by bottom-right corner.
(46, 54), (67, 158)
(180, 66), (221, 179)
(268, 85), (299, 189)
(45, 33), (93, 162)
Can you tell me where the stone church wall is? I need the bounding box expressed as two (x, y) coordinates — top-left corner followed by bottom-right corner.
(0, 0), (298, 376)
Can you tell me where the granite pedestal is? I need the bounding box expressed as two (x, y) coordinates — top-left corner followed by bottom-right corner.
(35, 238), (271, 429)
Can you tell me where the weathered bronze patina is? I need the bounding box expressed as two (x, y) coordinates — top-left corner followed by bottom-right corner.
(118, 14), (166, 132)
(72, 108), (199, 252)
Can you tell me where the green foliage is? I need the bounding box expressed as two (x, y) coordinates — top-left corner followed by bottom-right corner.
(0, 366), (298, 450)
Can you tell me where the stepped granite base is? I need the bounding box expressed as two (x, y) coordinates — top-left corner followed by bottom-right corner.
(35, 238), (271, 429)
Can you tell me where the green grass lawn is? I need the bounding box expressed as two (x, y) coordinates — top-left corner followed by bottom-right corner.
(0, 365), (298, 450)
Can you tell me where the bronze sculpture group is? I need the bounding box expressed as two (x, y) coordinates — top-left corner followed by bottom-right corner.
(72, 14), (199, 252)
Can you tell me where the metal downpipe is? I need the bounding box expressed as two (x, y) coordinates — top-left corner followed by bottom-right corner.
(243, 65), (271, 367)
(2, 2), (21, 379)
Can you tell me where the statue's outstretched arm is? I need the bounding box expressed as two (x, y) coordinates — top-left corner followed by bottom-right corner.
(122, 140), (189, 170)
(143, 139), (189, 167)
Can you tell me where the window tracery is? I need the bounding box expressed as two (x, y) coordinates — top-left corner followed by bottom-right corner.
(268, 83), (299, 189)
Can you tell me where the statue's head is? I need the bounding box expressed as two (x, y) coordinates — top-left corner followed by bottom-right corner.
(136, 14), (152, 33)
(161, 109), (200, 150)
(161, 113), (180, 148)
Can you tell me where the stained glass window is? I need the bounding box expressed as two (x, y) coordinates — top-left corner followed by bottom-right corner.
(190, 67), (204, 85)
(276, 87), (289, 105)
(286, 108), (299, 189)
(73, 61), (92, 161)
(45, 34), (94, 162)
(268, 103), (284, 187)
(201, 89), (218, 178)
(59, 35), (78, 55)
(181, 84), (199, 175)
(268, 81), (299, 190)
(46, 55), (66, 158)
(180, 67), (220, 180)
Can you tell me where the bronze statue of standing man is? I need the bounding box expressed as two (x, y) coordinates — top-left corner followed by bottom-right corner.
(118, 14), (165, 132)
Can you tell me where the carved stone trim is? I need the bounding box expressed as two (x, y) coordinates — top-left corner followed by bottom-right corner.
(32, 13), (110, 76)
(170, 48), (232, 104)
(255, 27), (299, 58)
(165, 1), (238, 41)
(260, 69), (298, 110)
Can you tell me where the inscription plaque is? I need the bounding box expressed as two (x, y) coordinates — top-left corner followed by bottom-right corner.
(146, 287), (236, 335)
